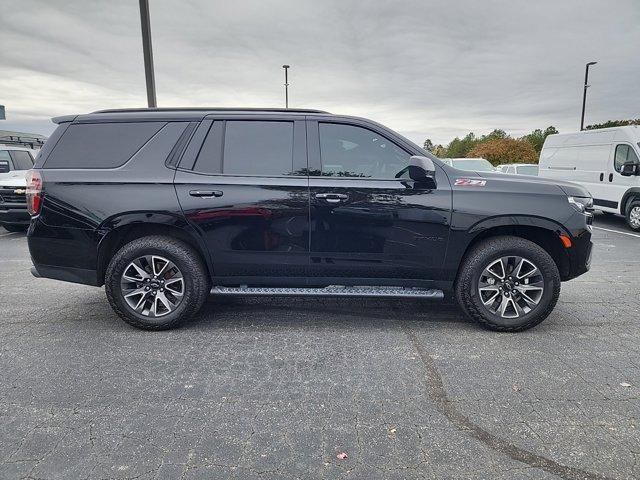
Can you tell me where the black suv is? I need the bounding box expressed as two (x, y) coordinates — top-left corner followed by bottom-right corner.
(27, 108), (593, 331)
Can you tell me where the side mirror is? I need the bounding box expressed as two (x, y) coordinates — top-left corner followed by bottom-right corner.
(0, 160), (10, 174)
(620, 163), (639, 177)
(408, 155), (436, 184)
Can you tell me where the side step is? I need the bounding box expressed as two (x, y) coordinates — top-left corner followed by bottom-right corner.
(210, 285), (444, 299)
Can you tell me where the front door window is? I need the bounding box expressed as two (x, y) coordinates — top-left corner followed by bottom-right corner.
(614, 144), (640, 173)
(318, 123), (410, 179)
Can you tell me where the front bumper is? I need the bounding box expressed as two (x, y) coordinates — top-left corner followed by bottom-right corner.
(562, 212), (593, 281)
(0, 204), (30, 225)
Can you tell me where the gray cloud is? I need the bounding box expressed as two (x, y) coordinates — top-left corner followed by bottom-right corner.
(1, 0), (639, 145)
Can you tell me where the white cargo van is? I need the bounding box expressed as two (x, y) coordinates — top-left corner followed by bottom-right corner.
(539, 126), (640, 230)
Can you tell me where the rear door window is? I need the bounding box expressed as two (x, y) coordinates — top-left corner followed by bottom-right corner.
(10, 151), (34, 170)
(224, 121), (294, 176)
(44, 122), (164, 169)
(193, 121), (295, 176)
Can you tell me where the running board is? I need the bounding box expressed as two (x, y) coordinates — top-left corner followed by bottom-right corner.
(210, 285), (444, 299)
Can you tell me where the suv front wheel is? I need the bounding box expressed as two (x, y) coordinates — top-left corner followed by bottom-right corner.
(455, 236), (561, 332)
(105, 236), (209, 330)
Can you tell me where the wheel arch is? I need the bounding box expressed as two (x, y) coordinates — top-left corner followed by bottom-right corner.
(620, 187), (640, 215)
(96, 215), (212, 286)
(456, 216), (572, 283)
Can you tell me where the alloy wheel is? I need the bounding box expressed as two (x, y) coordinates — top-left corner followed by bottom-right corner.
(120, 255), (184, 317)
(478, 256), (544, 319)
(629, 206), (640, 229)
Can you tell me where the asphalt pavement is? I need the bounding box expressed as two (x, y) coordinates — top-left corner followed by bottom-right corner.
(0, 214), (638, 480)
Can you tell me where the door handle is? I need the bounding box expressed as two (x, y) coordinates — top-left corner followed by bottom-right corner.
(599, 173), (604, 181)
(315, 193), (349, 203)
(609, 173), (614, 182)
(189, 190), (223, 198)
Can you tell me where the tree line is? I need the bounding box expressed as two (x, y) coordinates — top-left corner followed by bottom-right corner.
(423, 119), (640, 166)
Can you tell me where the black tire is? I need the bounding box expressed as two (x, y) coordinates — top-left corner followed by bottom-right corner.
(2, 224), (28, 232)
(624, 199), (640, 232)
(455, 236), (561, 332)
(105, 236), (209, 330)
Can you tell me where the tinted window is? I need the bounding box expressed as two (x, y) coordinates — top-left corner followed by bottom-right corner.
(518, 165), (538, 176)
(192, 122), (224, 174)
(319, 123), (410, 178)
(453, 159), (495, 172)
(614, 144), (640, 172)
(10, 151), (34, 170)
(0, 150), (11, 164)
(45, 122), (164, 169)
(223, 121), (293, 176)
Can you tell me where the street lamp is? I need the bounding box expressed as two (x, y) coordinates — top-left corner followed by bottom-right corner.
(580, 61), (597, 131)
(282, 65), (290, 109)
(139, 0), (157, 108)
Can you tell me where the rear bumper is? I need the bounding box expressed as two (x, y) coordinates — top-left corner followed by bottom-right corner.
(30, 263), (100, 286)
(28, 219), (102, 287)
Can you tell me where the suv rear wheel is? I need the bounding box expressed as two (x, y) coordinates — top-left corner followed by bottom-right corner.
(455, 236), (560, 332)
(625, 199), (640, 231)
(105, 236), (209, 330)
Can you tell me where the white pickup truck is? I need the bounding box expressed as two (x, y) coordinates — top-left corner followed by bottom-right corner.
(0, 145), (35, 232)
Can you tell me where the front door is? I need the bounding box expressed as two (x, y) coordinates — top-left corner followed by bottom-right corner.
(601, 142), (640, 210)
(174, 115), (310, 283)
(306, 119), (452, 285)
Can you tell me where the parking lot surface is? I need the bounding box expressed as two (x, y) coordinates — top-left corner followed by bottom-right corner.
(1, 214), (638, 480)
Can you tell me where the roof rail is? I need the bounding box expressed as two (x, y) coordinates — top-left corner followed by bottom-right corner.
(91, 107), (331, 114)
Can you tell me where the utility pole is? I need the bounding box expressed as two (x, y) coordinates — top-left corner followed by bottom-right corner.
(139, 0), (157, 108)
(282, 65), (290, 108)
(580, 61), (597, 131)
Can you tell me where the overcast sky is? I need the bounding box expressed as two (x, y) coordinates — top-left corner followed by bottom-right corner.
(1, 0), (639, 145)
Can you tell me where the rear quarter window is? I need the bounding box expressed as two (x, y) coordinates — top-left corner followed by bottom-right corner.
(10, 150), (34, 170)
(44, 122), (165, 169)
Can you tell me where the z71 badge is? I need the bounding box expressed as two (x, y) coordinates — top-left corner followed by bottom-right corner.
(454, 178), (487, 187)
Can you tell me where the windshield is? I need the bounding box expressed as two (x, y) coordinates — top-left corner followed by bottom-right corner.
(518, 165), (539, 176)
(452, 159), (495, 172)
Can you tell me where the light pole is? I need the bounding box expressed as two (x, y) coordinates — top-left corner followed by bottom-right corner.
(139, 0), (157, 108)
(580, 61), (597, 131)
(282, 65), (290, 108)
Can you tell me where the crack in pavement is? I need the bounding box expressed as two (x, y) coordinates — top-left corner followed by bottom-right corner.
(399, 320), (616, 480)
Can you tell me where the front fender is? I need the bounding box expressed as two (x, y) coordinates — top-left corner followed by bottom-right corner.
(467, 214), (571, 237)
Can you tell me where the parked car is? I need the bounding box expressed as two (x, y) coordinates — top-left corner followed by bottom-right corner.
(27, 108), (593, 332)
(539, 126), (640, 230)
(440, 157), (497, 173)
(0, 145), (35, 232)
(497, 163), (539, 176)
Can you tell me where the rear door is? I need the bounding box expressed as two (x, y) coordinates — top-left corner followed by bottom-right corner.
(174, 114), (310, 282)
(306, 118), (451, 284)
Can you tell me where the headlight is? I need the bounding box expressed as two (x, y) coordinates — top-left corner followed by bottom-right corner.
(568, 196), (593, 213)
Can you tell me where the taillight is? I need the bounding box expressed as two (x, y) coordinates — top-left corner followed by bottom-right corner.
(26, 169), (43, 216)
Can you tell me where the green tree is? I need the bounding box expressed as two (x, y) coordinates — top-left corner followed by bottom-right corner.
(480, 129), (508, 142)
(521, 126), (558, 153)
(444, 132), (478, 158)
(423, 139), (434, 152)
